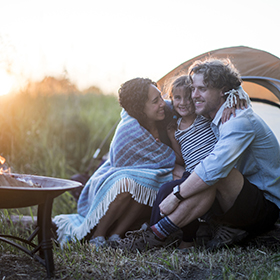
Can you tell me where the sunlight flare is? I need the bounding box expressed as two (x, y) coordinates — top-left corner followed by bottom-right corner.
(0, 70), (14, 96)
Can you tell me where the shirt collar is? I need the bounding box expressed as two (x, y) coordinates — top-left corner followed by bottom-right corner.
(212, 104), (225, 127)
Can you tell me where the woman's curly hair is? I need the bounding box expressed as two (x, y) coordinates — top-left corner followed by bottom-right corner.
(118, 77), (173, 132)
(188, 58), (242, 92)
(118, 78), (155, 126)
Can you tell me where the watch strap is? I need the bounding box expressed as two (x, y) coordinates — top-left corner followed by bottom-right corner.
(173, 185), (185, 201)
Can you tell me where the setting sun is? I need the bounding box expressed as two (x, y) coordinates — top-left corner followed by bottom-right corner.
(0, 70), (14, 96)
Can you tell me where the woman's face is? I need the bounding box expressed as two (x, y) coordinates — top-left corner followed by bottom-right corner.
(172, 86), (195, 118)
(143, 85), (166, 123)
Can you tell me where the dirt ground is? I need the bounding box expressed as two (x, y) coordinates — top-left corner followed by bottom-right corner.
(0, 254), (47, 279)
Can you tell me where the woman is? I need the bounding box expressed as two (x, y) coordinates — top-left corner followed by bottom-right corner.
(53, 78), (176, 247)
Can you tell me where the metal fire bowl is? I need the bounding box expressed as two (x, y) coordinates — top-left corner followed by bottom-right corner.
(0, 173), (82, 209)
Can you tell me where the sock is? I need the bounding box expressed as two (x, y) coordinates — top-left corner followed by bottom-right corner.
(151, 216), (180, 240)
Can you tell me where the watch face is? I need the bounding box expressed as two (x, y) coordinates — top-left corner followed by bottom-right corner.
(173, 185), (180, 194)
(173, 185), (184, 201)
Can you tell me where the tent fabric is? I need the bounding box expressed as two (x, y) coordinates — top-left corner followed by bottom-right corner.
(157, 46), (280, 103)
(251, 102), (280, 143)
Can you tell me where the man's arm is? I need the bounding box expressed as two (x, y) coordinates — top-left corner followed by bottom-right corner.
(159, 171), (209, 216)
(160, 109), (255, 216)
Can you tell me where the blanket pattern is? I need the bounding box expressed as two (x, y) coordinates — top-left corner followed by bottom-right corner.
(54, 109), (176, 245)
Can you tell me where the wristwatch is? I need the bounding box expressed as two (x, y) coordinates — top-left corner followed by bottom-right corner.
(173, 185), (185, 201)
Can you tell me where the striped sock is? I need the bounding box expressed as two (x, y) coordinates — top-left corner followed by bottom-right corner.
(151, 217), (180, 240)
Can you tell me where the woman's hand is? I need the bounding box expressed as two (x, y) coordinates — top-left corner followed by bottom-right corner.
(221, 107), (236, 123)
(222, 96), (249, 124)
(159, 192), (180, 217)
(235, 95), (248, 110)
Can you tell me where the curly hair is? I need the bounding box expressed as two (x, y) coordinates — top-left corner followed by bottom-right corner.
(118, 78), (157, 127)
(118, 77), (173, 133)
(188, 58), (242, 92)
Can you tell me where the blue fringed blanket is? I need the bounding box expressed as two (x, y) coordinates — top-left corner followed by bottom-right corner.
(53, 109), (176, 245)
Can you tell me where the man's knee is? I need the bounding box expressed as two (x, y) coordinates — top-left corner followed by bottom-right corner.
(216, 168), (244, 193)
(214, 169), (244, 212)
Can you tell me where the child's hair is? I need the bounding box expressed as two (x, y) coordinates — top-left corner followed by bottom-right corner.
(165, 75), (193, 130)
(168, 75), (192, 101)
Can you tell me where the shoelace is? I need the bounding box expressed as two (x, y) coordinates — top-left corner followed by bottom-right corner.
(214, 226), (231, 240)
(121, 228), (147, 249)
(214, 225), (244, 241)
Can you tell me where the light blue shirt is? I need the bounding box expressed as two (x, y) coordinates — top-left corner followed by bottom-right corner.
(194, 104), (280, 208)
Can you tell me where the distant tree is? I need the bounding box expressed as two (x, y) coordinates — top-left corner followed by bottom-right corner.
(24, 76), (80, 95)
(82, 86), (102, 95)
(23, 76), (103, 96)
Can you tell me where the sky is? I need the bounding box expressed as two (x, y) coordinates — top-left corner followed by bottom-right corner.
(0, 0), (279, 95)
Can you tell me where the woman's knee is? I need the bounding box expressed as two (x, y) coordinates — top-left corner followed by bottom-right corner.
(116, 192), (132, 201)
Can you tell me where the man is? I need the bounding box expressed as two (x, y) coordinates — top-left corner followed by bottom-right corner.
(114, 59), (280, 251)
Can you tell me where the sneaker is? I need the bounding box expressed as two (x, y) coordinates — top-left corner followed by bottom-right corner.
(111, 223), (165, 252)
(89, 236), (107, 250)
(108, 234), (121, 241)
(107, 234), (121, 247)
(206, 225), (248, 250)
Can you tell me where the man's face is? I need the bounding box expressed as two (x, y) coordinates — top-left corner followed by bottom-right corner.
(191, 73), (224, 119)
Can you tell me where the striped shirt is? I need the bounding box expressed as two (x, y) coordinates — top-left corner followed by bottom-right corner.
(175, 115), (217, 173)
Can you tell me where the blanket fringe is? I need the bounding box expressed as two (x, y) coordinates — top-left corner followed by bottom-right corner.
(54, 178), (157, 245)
(224, 86), (251, 108)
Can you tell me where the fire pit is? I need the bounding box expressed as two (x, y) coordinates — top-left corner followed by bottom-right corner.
(0, 173), (82, 278)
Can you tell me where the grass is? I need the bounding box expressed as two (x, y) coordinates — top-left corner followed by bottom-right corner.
(1, 85), (280, 279)
(1, 214), (280, 280)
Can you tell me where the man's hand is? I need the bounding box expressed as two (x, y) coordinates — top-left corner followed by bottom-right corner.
(159, 192), (181, 217)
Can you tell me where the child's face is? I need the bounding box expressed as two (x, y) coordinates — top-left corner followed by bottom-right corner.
(172, 86), (196, 117)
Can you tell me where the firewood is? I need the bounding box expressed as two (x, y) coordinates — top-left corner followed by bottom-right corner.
(0, 174), (32, 187)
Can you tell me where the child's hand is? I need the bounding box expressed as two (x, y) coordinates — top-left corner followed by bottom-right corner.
(173, 164), (185, 180)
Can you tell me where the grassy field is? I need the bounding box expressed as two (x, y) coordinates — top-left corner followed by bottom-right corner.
(1, 88), (280, 279)
(0, 89), (121, 216)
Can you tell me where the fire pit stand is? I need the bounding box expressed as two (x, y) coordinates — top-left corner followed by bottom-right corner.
(0, 174), (82, 278)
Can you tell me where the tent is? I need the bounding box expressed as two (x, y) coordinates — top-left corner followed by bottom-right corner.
(157, 46), (280, 143)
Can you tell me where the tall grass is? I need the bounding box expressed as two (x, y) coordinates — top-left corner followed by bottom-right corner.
(0, 90), (121, 215)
